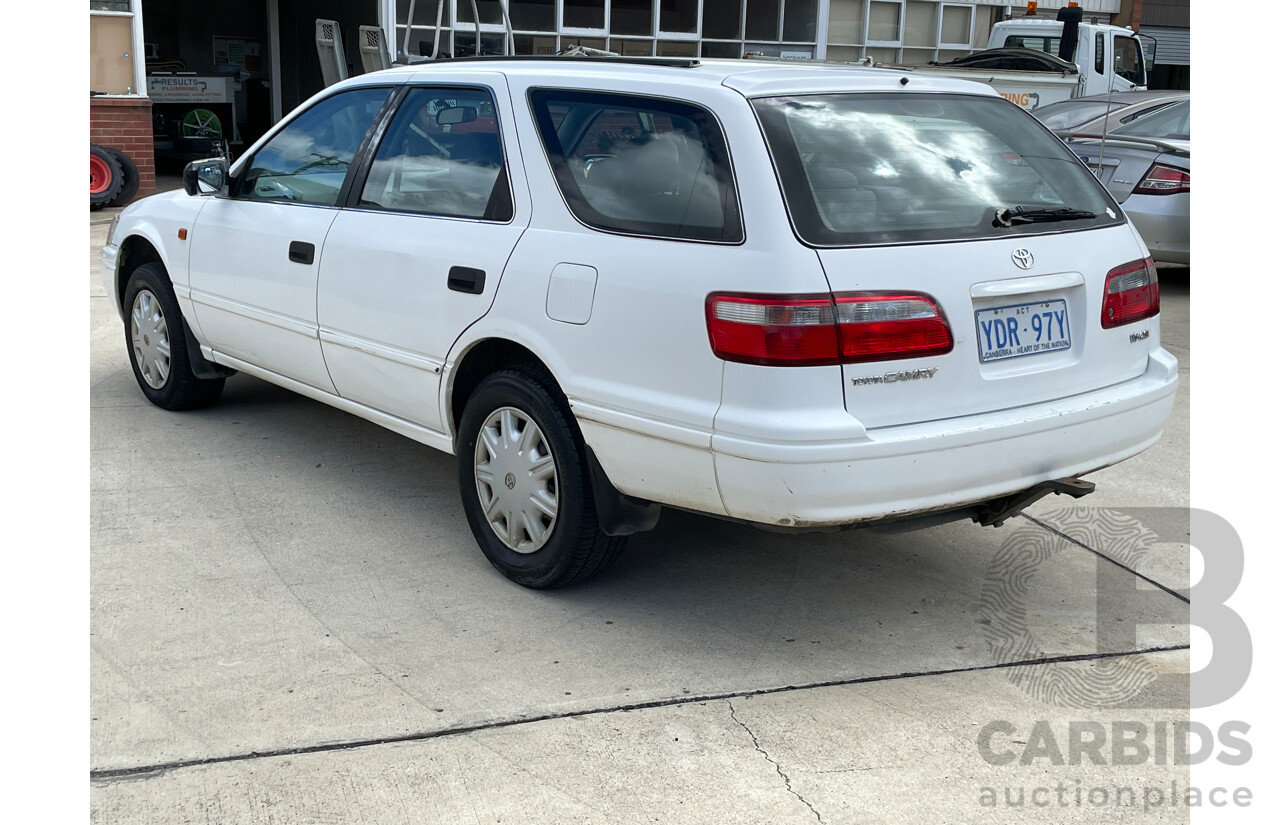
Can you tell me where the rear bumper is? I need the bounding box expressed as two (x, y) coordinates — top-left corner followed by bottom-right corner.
(710, 348), (1178, 527)
(1124, 193), (1189, 264)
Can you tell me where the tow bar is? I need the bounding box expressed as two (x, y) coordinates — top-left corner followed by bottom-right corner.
(972, 477), (1096, 528)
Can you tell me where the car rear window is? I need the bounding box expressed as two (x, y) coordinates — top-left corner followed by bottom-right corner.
(1112, 99), (1190, 140)
(752, 93), (1123, 247)
(529, 89), (743, 243)
(1033, 100), (1116, 131)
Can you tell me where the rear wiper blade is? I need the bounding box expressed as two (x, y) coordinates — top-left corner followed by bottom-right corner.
(993, 206), (1096, 227)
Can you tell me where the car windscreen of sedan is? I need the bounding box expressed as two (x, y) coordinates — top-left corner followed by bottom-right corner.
(753, 93), (1123, 247)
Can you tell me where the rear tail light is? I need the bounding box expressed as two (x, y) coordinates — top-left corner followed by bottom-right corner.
(706, 292), (953, 366)
(1133, 163), (1190, 195)
(1101, 257), (1159, 329)
(835, 294), (954, 363)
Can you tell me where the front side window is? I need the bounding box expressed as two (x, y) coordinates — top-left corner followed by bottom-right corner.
(238, 87), (391, 206)
(359, 87), (512, 221)
(1114, 36), (1147, 86)
(753, 93), (1123, 247)
(529, 89), (742, 243)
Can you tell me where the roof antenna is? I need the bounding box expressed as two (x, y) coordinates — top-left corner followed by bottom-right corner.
(1094, 75), (1116, 178)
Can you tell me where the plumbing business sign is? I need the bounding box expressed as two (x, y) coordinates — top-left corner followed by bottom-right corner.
(146, 76), (231, 103)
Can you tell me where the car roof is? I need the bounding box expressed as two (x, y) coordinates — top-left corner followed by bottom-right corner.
(335, 56), (1004, 99)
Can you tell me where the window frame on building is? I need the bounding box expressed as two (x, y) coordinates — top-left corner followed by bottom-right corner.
(90, 0), (148, 97)
(937, 2), (973, 51)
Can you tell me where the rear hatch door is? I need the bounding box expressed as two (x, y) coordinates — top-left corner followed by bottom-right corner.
(815, 229), (1151, 428)
(748, 90), (1155, 429)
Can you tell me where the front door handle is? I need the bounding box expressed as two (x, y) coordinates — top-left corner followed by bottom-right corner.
(448, 266), (486, 294)
(289, 241), (315, 265)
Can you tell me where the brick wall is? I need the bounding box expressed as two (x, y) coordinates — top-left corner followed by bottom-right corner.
(90, 97), (155, 204)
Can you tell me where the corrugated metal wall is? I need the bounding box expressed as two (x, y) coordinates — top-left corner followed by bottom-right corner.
(1140, 25), (1190, 65)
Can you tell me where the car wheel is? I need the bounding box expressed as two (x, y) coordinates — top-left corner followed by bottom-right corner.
(123, 263), (226, 411)
(457, 366), (626, 588)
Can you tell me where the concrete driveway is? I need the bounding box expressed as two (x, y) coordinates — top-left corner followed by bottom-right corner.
(90, 209), (1192, 822)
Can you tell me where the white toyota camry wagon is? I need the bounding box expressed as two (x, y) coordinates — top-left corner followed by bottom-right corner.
(102, 56), (1177, 588)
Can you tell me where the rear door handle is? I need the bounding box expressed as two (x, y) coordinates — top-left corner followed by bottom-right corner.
(448, 266), (486, 294)
(289, 241), (315, 265)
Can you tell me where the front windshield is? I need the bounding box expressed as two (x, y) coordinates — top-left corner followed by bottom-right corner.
(752, 93), (1123, 247)
(1112, 99), (1190, 140)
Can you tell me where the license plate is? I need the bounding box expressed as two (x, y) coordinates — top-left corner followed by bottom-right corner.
(975, 299), (1071, 363)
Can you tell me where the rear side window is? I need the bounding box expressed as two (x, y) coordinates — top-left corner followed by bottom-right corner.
(359, 86), (512, 221)
(1004, 35), (1062, 55)
(752, 93), (1123, 247)
(528, 89), (742, 243)
(238, 87), (390, 206)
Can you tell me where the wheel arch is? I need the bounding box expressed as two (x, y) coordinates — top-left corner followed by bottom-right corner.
(116, 233), (165, 315)
(447, 337), (548, 442)
(116, 231), (232, 381)
(446, 336), (660, 537)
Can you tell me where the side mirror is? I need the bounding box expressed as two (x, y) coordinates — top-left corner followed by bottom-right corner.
(183, 157), (230, 197)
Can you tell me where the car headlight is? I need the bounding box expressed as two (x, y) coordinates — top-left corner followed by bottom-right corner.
(106, 214), (121, 246)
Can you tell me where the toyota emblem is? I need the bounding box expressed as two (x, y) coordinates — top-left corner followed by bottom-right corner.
(1011, 249), (1035, 270)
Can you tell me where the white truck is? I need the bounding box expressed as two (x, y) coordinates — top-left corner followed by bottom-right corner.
(886, 7), (1150, 110)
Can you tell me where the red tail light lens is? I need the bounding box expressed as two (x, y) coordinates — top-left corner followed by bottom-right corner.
(835, 294), (954, 363)
(706, 292), (952, 366)
(1134, 163), (1190, 195)
(706, 294), (839, 366)
(1101, 257), (1159, 329)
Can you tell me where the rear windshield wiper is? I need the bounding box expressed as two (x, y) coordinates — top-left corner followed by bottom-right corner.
(993, 206), (1097, 227)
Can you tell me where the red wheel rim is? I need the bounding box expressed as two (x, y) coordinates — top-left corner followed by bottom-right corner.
(90, 153), (112, 195)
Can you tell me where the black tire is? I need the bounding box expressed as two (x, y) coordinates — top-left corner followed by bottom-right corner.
(122, 263), (226, 411)
(102, 146), (140, 207)
(90, 144), (124, 210)
(457, 366), (626, 588)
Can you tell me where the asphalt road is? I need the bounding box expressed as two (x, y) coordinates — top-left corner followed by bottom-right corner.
(89, 208), (1193, 822)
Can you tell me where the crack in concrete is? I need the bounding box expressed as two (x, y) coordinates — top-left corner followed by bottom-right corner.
(727, 700), (824, 825)
(1019, 513), (1191, 605)
(89, 644), (1188, 782)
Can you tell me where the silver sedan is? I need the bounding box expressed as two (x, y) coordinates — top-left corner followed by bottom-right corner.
(1032, 90), (1189, 138)
(1067, 99), (1190, 265)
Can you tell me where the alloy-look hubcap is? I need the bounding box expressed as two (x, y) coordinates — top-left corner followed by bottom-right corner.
(130, 289), (171, 389)
(474, 407), (559, 553)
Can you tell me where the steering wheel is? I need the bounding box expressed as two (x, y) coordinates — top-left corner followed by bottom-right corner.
(253, 178), (297, 201)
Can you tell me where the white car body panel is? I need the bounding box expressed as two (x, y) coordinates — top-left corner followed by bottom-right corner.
(188, 200), (341, 392)
(100, 190), (210, 325)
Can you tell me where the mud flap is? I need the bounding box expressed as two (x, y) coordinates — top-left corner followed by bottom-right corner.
(584, 446), (662, 536)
